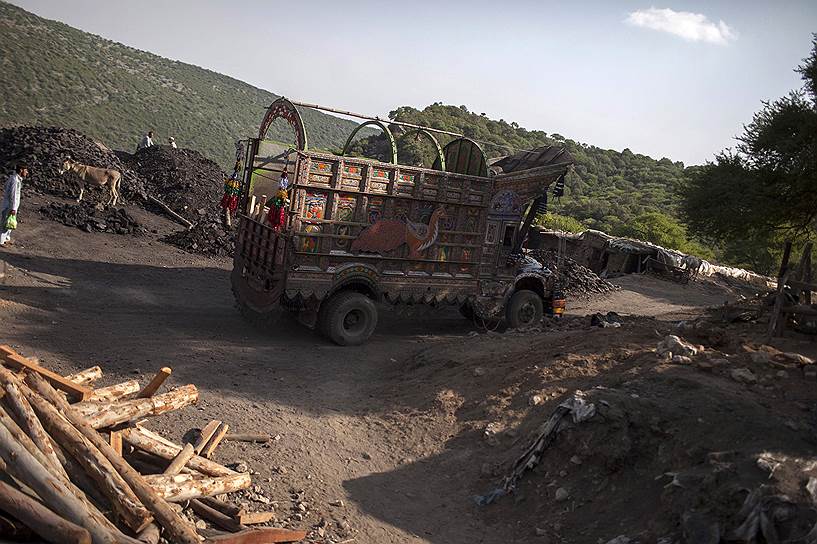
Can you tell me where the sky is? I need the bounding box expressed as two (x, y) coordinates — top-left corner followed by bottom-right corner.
(8, 0), (817, 165)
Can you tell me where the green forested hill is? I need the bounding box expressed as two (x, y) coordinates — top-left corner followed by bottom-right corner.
(0, 1), (366, 167)
(347, 103), (708, 256)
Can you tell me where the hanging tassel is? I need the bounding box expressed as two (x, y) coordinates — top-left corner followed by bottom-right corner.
(552, 173), (565, 199)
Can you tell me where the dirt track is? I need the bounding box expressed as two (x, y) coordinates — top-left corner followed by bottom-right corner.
(4, 196), (814, 543)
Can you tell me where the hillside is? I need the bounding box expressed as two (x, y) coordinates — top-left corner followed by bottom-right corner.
(0, 1), (368, 167)
(346, 103), (706, 255)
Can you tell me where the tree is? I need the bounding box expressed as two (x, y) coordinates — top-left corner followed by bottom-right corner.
(682, 36), (817, 272)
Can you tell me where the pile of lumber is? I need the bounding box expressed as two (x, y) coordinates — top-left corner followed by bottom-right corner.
(0, 345), (305, 544)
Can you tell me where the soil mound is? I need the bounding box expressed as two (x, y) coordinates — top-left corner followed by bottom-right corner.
(39, 201), (144, 235)
(122, 145), (224, 223)
(529, 249), (618, 297)
(0, 126), (139, 202)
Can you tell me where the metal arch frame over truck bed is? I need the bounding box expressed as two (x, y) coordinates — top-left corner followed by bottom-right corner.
(231, 98), (574, 344)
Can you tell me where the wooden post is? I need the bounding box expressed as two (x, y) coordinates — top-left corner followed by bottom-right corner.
(778, 240), (793, 279)
(0, 365), (67, 478)
(23, 383), (154, 533)
(201, 422), (229, 459)
(0, 480), (92, 544)
(0, 418), (127, 544)
(66, 366), (103, 385)
(190, 499), (245, 532)
(74, 384), (199, 429)
(137, 367), (172, 398)
(87, 380), (141, 402)
(144, 472), (251, 502)
(25, 372), (202, 544)
(0, 346), (92, 401)
(163, 442), (196, 475)
(224, 433), (271, 443)
(194, 420), (222, 454)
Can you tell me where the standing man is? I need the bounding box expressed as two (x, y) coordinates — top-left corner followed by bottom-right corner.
(168, 136), (177, 149)
(137, 130), (154, 151)
(1, 163), (28, 247)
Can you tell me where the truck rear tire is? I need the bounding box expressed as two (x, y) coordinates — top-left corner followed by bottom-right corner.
(321, 292), (378, 346)
(506, 290), (543, 328)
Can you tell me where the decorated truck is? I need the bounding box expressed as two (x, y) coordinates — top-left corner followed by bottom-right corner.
(230, 98), (573, 345)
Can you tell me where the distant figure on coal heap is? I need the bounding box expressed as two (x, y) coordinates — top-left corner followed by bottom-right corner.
(168, 136), (177, 149)
(137, 130), (154, 151)
(1, 163), (28, 247)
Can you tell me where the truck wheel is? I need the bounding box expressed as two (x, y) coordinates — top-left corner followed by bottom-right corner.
(506, 290), (544, 328)
(322, 292), (378, 346)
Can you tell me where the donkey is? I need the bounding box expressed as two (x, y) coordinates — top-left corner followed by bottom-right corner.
(59, 159), (122, 206)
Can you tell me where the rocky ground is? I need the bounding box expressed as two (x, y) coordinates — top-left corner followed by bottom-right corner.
(2, 195), (816, 543)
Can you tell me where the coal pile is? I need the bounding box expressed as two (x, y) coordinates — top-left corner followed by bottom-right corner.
(39, 201), (145, 235)
(162, 220), (234, 258)
(0, 126), (139, 202)
(529, 249), (618, 297)
(122, 145), (224, 222)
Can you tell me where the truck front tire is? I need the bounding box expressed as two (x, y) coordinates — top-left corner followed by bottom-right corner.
(321, 292), (378, 346)
(506, 290), (544, 328)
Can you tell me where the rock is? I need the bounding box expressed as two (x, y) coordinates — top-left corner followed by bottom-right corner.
(554, 487), (569, 502)
(361, 452), (372, 460)
(750, 351), (772, 364)
(529, 394), (544, 406)
(730, 368), (757, 384)
(329, 500), (344, 507)
(604, 536), (631, 544)
(671, 355), (692, 365)
(776, 370), (789, 379)
(195, 520), (207, 530)
(473, 367), (486, 377)
(535, 527), (549, 537)
(569, 455), (583, 465)
(234, 462), (249, 473)
(657, 335), (699, 358)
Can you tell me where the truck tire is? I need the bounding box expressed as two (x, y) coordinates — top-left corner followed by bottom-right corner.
(321, 291), (378, 346)
(506, 290), (544, 328)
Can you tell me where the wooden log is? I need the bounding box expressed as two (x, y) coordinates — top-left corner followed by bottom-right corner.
(121, 426), (236, 477)
(87, 380), (140, 402)
(0, 366), (67, 478)
(110, 430), (123, 456)
(74, 384), (199, 429)
(137, 367), (172, 398)
(206, 528), (308, 543)
(144, 472), (251, 502)
(201, 422), (229, 459)
(199, 497), (245, 518)
(0, 480), (92, 544)
(0, 346), (92, 401)
(25, 373), (201, 544)
(0, 511), (33, 539)
(23, 384), (154, 533)
(236, 511), (275, 525)
(0, 404), (68, 485)
(194, 420), (222, 454)
(66, 367), (103, 386)
(0, 418), (126, 544)
(224, 433), (271, 443)
(189, 499), (245, 532)
(136, 523), (161, 544)
(163, 443), (195, 475)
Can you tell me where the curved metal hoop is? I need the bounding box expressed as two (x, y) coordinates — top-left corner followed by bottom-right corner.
(401, 129), (445, 171)
(432, 137), (488, 177)
(341, 121), (397, 164)
(258, 97), (308, 151)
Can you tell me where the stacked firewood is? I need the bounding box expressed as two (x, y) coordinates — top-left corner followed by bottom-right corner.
(0, 345), (305, 544)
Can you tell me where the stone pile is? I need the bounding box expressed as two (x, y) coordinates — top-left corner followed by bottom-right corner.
(39, 202), (144, 235)
(162, 221), (235, 258)
(528, 249), (618, 297)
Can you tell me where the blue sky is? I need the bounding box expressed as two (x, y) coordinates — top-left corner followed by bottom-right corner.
(9, 0), (817, 164)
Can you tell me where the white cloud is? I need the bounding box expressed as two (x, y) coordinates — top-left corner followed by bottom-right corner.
(626, 7), (737, 45)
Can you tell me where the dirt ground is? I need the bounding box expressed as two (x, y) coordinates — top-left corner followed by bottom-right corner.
(2, 195), (816, 543)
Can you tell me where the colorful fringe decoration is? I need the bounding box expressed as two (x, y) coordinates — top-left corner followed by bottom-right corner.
(220, 176), (240, 212)
(267, 188), (289, 231)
